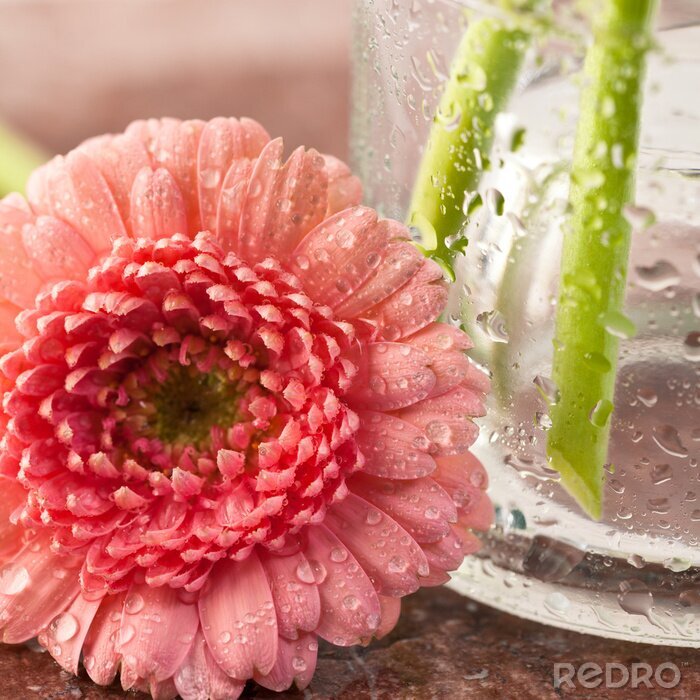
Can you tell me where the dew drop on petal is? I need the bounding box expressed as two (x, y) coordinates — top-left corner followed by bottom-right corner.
(124, 593), (145, 615)
(0, 563), (30, 595)
(50, 612), (79, 643)
(330, 547), (348, 563)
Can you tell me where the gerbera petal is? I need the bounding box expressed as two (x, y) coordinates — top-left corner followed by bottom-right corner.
(0, 535), (81, 643)
(119, 584), (198, 682)
(350, 474), (457, 544)
(362, 258), (448, 340)
(78, 133), (151, 222)
(239, 140), (328, 264)
(125, 118), (205, 234)
(215, 158), (253, 251)
(334, 239), (424, 318)
(198, 553), (278, 679)
(398, 385), (484, 455)
(197, 116), (270, 231)
(22, 216), (96, 283)
(323, 154), (363, 215)
(375, 595), (401, 639)
(324, 492), (429, 597)
(27, 151), (126, 256)
(355, 410), (436, 480)
(40, 591), (103, 674)
(346, 342), (436, 411)
(82, 592), (127, 685)
(291, 207), (404, 310)
(260, 550), (321, 639)
(254, 633), (317, 692)
(0, 195), (45, 306)
(305, 524), (381, 645)
(174, 630), (246, 700)
(130, 167), (189, 240)
(0, 478), (28, 562)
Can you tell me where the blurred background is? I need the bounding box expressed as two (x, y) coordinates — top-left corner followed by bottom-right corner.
(0, 0), (353, 180)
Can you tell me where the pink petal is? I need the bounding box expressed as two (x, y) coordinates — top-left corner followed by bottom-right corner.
(41, 592), (102, 674)
(198, 553), (278, 678)
(324, 492), (429, 597)
(432, 453), (490, 511)
(0, 196), (44, 306)
(27, 151), (126, 256)
(350, 474), (457, 544)
(0, 300), (22, 351)
(398, 386), (484, 456)
(197, 117), (270, 231)
(346, 342), (436, 411)
(238, 140), (328, 264)
(126, 118), (205, 235)
(363, 258), (447, 340)
(323, 155), (363, 215)
(22, 216), (95, 283)
(129, 167), (188, 240)
(335, 239), (424, 318)
(422, 525), (482, 580)
(119, 584), (199, 682)
(0, 534), (81, 643)
(375, 595), (401, 639)
(259, 550), (320, 639)
(174, 630), (246, 700)
(78, 133), (151, 222)
(0, 478), (28, 562)
(356, 410), (436, 480)
(407, 324), (477, 398)
(147, 677), (179, 700)
(291, 207), (402, 310)
(305, 524), (381, 645)
(82, 592), (127, 685)
(215, 158), (253, 252)
(458, 491), (495, 532)
(254, 633), (317, 692)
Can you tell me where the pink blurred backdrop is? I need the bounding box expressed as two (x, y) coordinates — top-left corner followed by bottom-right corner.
(0, 0), (353, 158)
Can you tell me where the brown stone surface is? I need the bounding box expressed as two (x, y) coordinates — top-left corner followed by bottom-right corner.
(0, 587), (698, 699)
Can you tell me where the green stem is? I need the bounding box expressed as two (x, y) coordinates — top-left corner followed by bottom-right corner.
(407, 3), (538, 275)
(0, 122), (46, 196)
(547, 0), (658, 519)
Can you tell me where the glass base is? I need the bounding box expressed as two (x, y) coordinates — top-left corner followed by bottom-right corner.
(449, 534), (700, 648)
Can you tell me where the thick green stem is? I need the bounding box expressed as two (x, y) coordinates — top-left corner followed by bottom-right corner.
(547, 0), (658, 519)
(0, 122), (45, 196)
(407, 5), (535, 275)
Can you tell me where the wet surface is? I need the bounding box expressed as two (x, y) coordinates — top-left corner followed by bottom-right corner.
(1, 587), (698, 699)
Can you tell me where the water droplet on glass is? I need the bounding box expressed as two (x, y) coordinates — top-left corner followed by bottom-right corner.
(598, 310), (637, 339)
(485, 189), (505, 216)
(476, 310), (509, 343)
(589, 399), (613, 428)
(636, 388), (657, 407)
(622, 204), (655, 230)
(683, 331), (700, 362)
(634, 260), (681, 292)
(533, 375), (560, 405)
(522, 536), (585, 582)
(652, 425), (688, 458)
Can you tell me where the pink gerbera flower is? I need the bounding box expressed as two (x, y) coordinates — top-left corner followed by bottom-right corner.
(0, 118), (492, 699)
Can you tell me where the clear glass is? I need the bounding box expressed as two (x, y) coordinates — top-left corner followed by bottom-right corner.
(351, 0), (700, 645)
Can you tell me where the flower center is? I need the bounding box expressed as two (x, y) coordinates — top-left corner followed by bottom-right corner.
(0, 232), (363, 592)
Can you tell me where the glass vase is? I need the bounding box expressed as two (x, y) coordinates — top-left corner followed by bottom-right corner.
(351, 0), (700, 645)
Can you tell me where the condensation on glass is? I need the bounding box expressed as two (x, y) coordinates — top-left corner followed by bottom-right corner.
(351, 0), (700, 645)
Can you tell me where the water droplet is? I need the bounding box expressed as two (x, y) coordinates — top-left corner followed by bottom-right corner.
(635, 260), (681, 292)
(387, 556), (408, 574)
(544, 591), (570, 613)
(120, 623), (136, 645)
(342, 595), (360, 611)
(683, 331), (700, 362)
(336, 228), (356, 249)
(652, 425), (688, 458)
(295, 561), (315, 584)
(589, 399), (613, 428)
(124, 593), (145, 615)
(533, 375), (560, 405)
(365, 508), (382, 526)
(636, 388), (657, 407)
(219, 631), (231, 644)
(199, 168), (221, 189)
(485, 189), (505, 216)
(598, 310), (637, 339)
(330, 547), (348, 563)
(50, 612), (79, 643)
(522, 536), (585, 582)
(476, 309), (509, 343)
(292, 656), (307, 672)
(0, 563), (30, 595)
(622, 204), (655, 230)
(650, 463), (673, 485)
(308, 560), (327, 584)
(618, 582), (654, 619)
